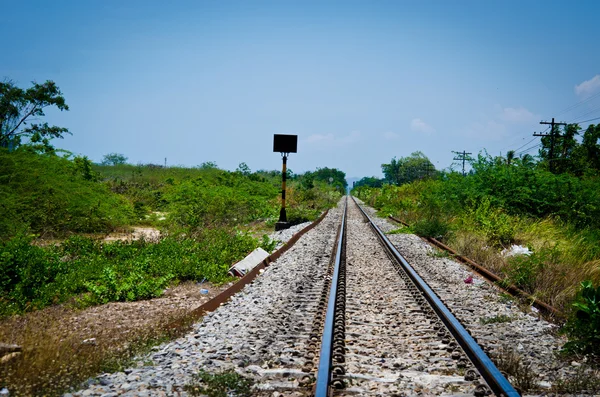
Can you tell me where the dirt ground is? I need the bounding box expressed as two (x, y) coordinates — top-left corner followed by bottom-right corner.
(0, 280), (233, 394)
(0, 280), (230, 349)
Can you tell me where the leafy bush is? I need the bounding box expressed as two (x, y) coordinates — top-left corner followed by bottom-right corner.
(463, 197), (515, 247)
(563, 280), (600, 356)
(0, 229), (260, 316)
(0, 235), (64, 314)
(0, 149), (133, 239)
(412, 218), (451, 239)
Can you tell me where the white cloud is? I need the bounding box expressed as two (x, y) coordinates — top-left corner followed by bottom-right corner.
(500, 106), (538, 124)
(575, 75), (600, 98)
(383, 131), (399, 140)
(304, 131), (360, 147)
(306, 133), (334, 144)
(410, 118), (435, 134)
(465, 120), (508, 140)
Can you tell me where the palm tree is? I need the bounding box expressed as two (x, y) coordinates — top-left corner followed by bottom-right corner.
(506, 150), (515, 165)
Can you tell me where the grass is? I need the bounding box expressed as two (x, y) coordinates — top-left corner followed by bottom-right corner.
(552, 365), (600, 394)
(479, 314), (514, 324)
(493, 347), (537, 393)
(386, 227), (414, 235)
(427, 248), (451, 259)
(0, 303), (192, 396)
(184, 370), (254, 397)
(448, 218), (600, 311)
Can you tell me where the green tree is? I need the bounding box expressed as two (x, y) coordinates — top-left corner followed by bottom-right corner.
(382, 151), (435, 185)
(101, 153), (128, 166)
(506, 150), (515, 165)
(539, 123), (580, 174)
(200, 161), (218, 169)
(580, 124), (600, 172)
(0, 80), (69, 152)
(354, 176), (384, 188)
(236, 162), (251, 176)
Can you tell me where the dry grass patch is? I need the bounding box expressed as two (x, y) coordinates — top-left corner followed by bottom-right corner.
(0, 281), (224, 396)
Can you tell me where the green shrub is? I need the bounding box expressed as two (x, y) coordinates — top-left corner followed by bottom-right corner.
(563, 280), (600, 355)
(412, 217), (450, 239)
(463, 197), (515, 247)
(0, 229), (260, 316)
(0, 235), (65, 314)
(259, 235), (279, 253)
(504, 248), (558, 293)
(0, 149), (134, 239)
(84, 266), (172, 304)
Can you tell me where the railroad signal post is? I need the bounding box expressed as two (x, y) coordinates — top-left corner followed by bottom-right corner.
(273, 134), (298, 231)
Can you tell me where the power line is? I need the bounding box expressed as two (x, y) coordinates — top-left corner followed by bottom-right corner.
(556, 90), (600, 118)
(515, 143), (541, 156)
(511, 137), (538, 153)
(499, 134), (534, 152)
(569, 104), (600, 123)
(574, 116), (600, 125)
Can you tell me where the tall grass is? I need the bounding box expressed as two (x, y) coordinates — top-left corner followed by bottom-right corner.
(354, 177), (600, 313)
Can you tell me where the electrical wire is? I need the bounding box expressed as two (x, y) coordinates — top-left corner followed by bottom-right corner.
(510, 137), (538, 153)
(570, 104), (600, 124)
(515, 143), (542, 156)
(574, 116), (600, 124)
(499, 135), (533, 152)
(556, 90), (600, 118)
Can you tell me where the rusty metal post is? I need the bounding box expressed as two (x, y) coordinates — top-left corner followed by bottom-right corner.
(278, 154), (288, 224)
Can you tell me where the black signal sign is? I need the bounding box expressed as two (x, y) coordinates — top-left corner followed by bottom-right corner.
(273, 134), (298, 153)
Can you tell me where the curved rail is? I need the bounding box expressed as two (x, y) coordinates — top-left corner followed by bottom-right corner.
(314, 197), (347, 397)
(353, 197), (520, 397)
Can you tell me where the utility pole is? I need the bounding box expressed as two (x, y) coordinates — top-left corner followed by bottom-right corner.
(453, 151), (472, 176)
(534, 118), (567, 173)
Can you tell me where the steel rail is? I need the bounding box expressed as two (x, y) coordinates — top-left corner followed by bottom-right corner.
(314, 197), (347, 397)
(352, 197), (520, 397)
(388, 215), (563, 319)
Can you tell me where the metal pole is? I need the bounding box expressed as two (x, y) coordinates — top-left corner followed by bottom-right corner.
(279, 154), (287, 223)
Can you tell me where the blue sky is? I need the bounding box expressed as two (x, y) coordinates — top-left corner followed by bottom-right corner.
(2, 0), (600, 178)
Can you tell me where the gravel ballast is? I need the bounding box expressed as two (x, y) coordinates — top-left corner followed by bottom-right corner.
(67, 206), (342, 397)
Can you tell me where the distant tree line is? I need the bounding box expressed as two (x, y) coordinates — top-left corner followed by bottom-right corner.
(354, 151), (437, 188)
(295, 167), (348, 194)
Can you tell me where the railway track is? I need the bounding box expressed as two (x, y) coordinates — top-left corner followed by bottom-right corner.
(314, 197), (520, 396)
(71, 197), (536, 396)
(254, 196), (519, 396)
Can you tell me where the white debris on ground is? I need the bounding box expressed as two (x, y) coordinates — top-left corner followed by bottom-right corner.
(228, 247), (270, 276)
(501, 244), (533, 257)
(103, 227), (161, 243)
